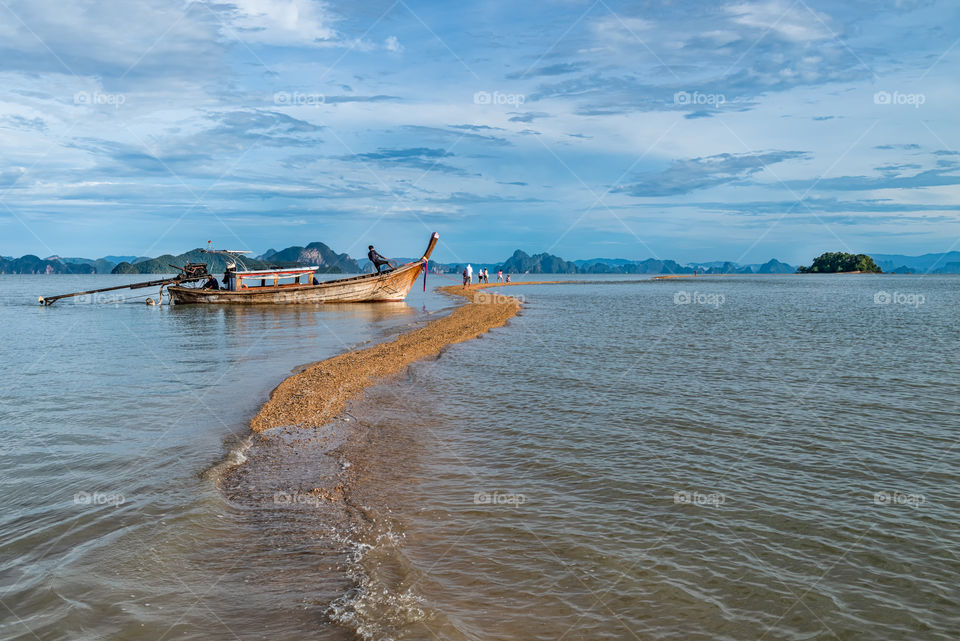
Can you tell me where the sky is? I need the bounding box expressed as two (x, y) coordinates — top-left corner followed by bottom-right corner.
(1, 0), (959, 265)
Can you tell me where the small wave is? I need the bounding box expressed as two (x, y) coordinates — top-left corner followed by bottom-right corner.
(328, 524), (444, 641)
(201, 433), (254, 482)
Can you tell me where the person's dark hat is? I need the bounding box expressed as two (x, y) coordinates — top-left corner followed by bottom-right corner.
(368, 245), (374, 249)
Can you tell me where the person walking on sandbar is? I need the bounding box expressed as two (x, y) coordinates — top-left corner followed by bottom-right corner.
(368, 245), (395, 273)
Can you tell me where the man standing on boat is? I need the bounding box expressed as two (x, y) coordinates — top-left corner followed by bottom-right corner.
(223, 264), (236, 291)
(368, 245), (395, 274)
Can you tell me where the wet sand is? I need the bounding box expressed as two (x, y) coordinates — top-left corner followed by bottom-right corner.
(249, 281), (564, 433)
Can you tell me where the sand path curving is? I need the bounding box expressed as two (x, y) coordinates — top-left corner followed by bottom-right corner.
(249, 281), (562, 433)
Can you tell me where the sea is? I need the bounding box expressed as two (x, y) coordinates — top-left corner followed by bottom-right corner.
(1, 273), (957, 641)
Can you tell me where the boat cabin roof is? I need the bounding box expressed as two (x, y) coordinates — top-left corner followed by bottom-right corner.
(233, 266), (319, 276)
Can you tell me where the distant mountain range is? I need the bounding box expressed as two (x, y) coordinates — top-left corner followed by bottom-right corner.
(870, 252), (960, 274)
(0, 242), (356, 275)
(0, 255), (99, 275)
(112, 241), (354, 275)
(5, 245), (960, 275)
(435, 252), (795, 275)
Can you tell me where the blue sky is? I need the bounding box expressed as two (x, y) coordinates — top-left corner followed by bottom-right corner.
(1, 0), (958, 265)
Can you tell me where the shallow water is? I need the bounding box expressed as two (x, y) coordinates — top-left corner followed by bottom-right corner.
(0, 273), (453, 641)
(2, 273), (958, 640)
(337, 274), (960, 640)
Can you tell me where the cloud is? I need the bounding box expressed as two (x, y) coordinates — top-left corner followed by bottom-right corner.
(625, 196), (960, 216)
(450, 124), (505, 131)
(0, 167), (27, 188)
(322, 94), (401, 103)
(212, 109), (323, 135)
(428, 191), (543, 204)
(341, 147), (471, 175)
(384, 35), (403, 53)
(0, 0), (223, 79)
(507, 62), (584, 79)
(875, 162), (923, 173)
(875, 143), (921, 150)
(590, 16), (655, 46)
(726, 1), (833, 42)
(401, 125), (511, 147)
(507, 111), (550, 123)
(784, 167), (960, 192)
(59, 109), (325, 181)
(1, 115), (48, 132)
(616, 150), (810, 197)
(220, 0), (338, 46)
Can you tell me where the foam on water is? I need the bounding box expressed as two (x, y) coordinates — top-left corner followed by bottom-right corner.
(327, 526), (438, 641)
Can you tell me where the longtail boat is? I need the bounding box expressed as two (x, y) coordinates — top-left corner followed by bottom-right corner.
(167, 232), (438, 305)
(39, 232), (438, 306)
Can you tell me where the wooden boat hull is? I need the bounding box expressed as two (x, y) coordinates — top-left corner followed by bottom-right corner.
(168, 260), (426, 305)
(168, 232), (439, 305)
